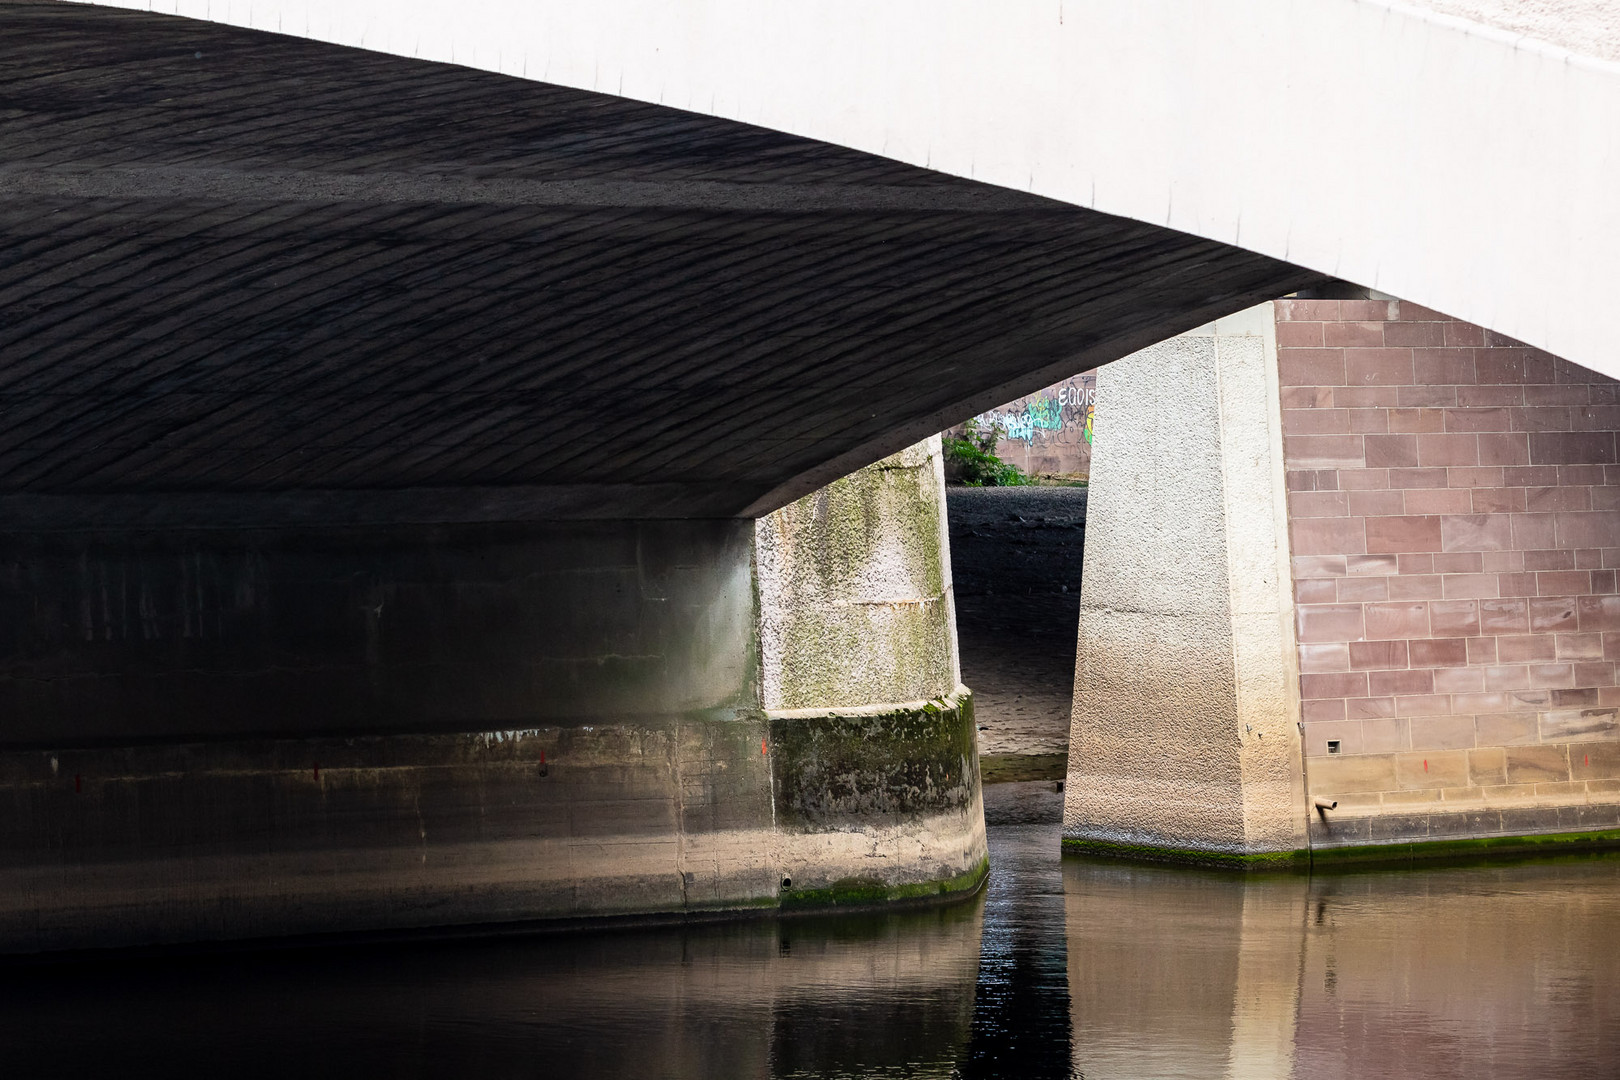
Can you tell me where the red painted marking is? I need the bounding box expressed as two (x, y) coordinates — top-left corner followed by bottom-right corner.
(540, 750), (546, 765)
(1423, 759), (1428, 772)
(762, 739), (769, 756)
(74, 774), (81, 793)
(1586, 754), (1590, 766)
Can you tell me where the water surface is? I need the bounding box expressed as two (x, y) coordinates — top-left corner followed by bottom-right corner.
(1, 824), (1615, 1078)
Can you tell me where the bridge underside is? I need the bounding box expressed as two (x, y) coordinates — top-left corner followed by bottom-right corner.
(0, 0), (1320, 526)
(0, 2), (1338, 952)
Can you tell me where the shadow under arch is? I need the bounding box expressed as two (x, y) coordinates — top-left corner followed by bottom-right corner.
(0, 1), (1324, 531)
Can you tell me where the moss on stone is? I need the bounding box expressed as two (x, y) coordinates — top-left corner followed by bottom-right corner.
(755, 439), (955, 711)
(1064, 828), (1620, 872)
(1307, 828), (1620, 869)
(779, 855), (990, 911)
(980, 753), (1068, 784)
(1062, 837), (1311, 871)
(769, 692), (978, 826)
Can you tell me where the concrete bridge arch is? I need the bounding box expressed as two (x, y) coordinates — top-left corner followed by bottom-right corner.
(1, 0), (1618, 948)
(69, 0), (1620, 383)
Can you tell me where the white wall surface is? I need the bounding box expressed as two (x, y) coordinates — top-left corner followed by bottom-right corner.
(71, 0), (1620, 382)
(1411, 0), (1620, 62)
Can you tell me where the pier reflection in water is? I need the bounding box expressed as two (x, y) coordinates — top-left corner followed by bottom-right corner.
(0, 825), (1616, 1078)
(1066, 850), (1620, 1080)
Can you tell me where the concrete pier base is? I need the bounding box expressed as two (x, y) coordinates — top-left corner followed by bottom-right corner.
(1063, 304), (1309, 865)
(0, 438), (983, 953)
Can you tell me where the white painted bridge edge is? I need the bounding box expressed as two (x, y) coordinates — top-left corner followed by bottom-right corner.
(73, 0), (1620, 381)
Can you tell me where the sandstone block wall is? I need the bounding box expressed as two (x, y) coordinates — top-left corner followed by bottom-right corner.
(1278, 298), (1620, 844)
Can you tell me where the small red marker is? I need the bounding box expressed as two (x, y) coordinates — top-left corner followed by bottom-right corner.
(1423, 759), (1428, 772)
(540, 750), (546, 765)
(762, 739), (769, 756)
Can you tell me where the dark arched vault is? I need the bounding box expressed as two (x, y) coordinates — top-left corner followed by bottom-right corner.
(0, 0), (1323, 525)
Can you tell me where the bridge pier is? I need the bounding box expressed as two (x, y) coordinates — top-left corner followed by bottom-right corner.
(0, 438), (981, 953)
(1064, 303), (1310, 865)
(1066, 296), (1620, 865)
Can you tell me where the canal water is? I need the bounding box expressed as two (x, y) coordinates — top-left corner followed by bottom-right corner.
(1, 820), (1616, 1078)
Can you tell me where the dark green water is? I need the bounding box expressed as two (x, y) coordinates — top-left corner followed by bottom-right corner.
(0, 824), (1615, 1078)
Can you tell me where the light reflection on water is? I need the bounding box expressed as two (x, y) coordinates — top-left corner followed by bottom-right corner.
(0, 826), (1615, 1078)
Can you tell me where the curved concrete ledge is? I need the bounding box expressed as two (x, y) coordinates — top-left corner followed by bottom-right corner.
(770, 688), (988, 910)
(0, 689), (983, 954)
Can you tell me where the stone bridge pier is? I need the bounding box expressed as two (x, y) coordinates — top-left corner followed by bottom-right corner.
(1067, 298), (1620, 865)
(0, 438), (983, 953)
(4, 0), (1620, 948)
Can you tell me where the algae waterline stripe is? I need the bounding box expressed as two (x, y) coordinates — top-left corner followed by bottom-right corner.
(980, 753), (1067, 784)
(1307, 828), (1620, 868)
(779, 856), (990, 912)
(1063, 828), (1620, 871)
(1061, 838), (1310, 871)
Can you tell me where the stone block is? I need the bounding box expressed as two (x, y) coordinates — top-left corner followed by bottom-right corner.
(1504, 745), (1571, 785)
(1480, 784), (1541, 807)
(1570, 743), (1620, 780)
(1468, 747), (1507, 786)
(1309, 753), (1397, 794)
(1305, 720), (1362, 757)
(1573, 802), (1620, 828)
(1382, 788), (1442, 805)
(1500, 807), (1564, 834)
(1330, 791), (1384, 813)
(1540, 708), (1620, 742)
(1409, 715), (1478, 751)
(1477, 718), (1535, 751)
(1310, 814), (1371, 845)
(1370, 813), (1431, 840)
(1394, 750), (1468, 789)
(1361, 717), (1411, 753)
(1428, 811), (1476, 836)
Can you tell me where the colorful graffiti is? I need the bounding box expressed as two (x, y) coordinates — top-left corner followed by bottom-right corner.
(984, 381), (1095, 446)
(950, 371), (1099, 478)
(983, 394), (1064, 443)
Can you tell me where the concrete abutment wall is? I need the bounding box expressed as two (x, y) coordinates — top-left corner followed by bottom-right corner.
(0, 438), (981, 953)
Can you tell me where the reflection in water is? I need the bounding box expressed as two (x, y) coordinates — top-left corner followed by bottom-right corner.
(0, 890), (986, 1079)
(1066, 853), (1620, 1080)
(0, 830), (1615, 1078)
(962, 825), (1074, 1078)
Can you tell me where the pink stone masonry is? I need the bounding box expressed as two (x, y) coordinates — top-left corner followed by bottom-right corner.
(1277, 298), (1620, 822)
